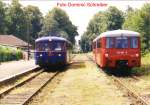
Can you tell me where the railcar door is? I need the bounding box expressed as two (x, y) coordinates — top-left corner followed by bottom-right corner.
(92, 42), (96, 61)
(96, 39), (102, 66)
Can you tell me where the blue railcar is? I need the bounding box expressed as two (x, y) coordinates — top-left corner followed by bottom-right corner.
(35, 36), (71, 67)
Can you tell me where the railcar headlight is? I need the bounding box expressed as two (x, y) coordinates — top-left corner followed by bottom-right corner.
(49, 38), (52, 41)
(40, 54), (42, 57)
(135, 53), (139, 57)
(105, 53), (109, 58)
(58, 54), (61, 56)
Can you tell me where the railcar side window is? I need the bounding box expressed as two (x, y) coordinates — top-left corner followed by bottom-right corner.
(97, 39), (101, 48)
(130, 37), (138, 48)
(106, 37), (114, 48)
(115, 37), (128, 48)
(93, 42), (96, 49)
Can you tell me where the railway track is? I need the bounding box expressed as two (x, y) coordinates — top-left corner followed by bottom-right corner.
(87, 54), (150, 105)
(0, 70), (43, 98)
(112, 76), (149, 105)
(0, 55), (75, 105)
(0, 70), (60, 105)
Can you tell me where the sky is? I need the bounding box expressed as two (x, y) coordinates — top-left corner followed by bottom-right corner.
(3, 0), (150, 41)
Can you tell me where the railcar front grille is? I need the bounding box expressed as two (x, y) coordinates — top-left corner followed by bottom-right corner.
(116, 60), (128, 67)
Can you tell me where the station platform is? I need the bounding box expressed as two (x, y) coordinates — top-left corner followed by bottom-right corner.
(0, 59), (37, 81)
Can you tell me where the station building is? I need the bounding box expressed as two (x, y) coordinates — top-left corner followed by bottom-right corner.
(0, 35), (31, 60)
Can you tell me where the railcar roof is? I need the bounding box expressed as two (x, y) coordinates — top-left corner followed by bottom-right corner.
(35, 36), (68, 42)
(93, 30), (140, 42)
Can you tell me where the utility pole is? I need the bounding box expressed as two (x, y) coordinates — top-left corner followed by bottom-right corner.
(27, 14), (30, 60)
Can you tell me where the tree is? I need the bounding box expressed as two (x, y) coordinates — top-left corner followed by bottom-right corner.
(140, 3), (150, 51)
(80, 6), (124, 52)
(6, 0), (27, 41)
(80, 11), (106, 52)
(105, 6), (124, 30)
(80, 34), (91, 52)
(0, 1), (7, 34)
(123, 3), (150, 51)
(24, 5), (43, 44)
(40, 7), (78, 44)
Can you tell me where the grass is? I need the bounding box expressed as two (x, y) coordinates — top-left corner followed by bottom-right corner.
(132, 53), (150, 77)
(30, 55), (130, 105)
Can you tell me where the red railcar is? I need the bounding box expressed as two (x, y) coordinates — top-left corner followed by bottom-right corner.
(92, 30), (141, 68)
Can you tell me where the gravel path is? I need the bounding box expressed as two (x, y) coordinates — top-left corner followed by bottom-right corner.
(41, 55), (131, 105)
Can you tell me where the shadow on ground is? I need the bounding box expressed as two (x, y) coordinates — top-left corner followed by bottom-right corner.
(42, 65), (68, 72)
(101, 67), (134, 77)
(68, 61), (86, 70)
(41, 61), (86, 72)
(100, 65), (150, 77)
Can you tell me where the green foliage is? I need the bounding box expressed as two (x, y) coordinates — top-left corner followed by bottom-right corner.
(0, 45), (23, 62)
(131, 52), (150, 76)
(0, 0), (7, 34)
(80, 34), (91, 53)
(105, 6), (124, 30)
(24, 5), (43, 45)
(0, 1), (77, 46)
(81, 4), (150, 53)
(123, 3), (150, 51)
(80, 6), (124, 52)
(0, 0), (43, 46)
(6, 0), (27, 40)
(40, 7), (78, 44)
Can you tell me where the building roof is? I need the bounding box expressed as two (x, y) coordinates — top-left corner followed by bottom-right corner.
(0, 35), (29, 47)
(93, 30), (140, 42)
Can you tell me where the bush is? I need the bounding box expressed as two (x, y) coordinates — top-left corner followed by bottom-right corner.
(0, 45), (23, 62)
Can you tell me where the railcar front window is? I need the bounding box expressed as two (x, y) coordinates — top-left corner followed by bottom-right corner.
(115, 37), (128, 48)
(106, 37), (114, 48)
(36, 42), (50, 51)
(44, 43), (49, 51)
(130, 37), (138, 48)
(54, 43), (62, 51)
(52, 42), (65, 51)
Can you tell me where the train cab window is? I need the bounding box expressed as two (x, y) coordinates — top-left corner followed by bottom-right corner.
(35, 42), (50, 51)
(54, 43), (62, 51)
(115, 37), (128, 48)
(130, 37), (138, 48)
(43, 43), (49, 51)
(106, 37), (114, 48)
(52, 42), (65, 51)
